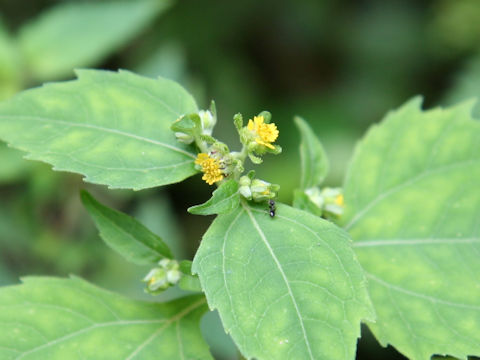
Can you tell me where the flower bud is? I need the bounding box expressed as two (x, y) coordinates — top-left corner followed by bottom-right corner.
(251, 179), (279, 202)
(174, 132), (195, 144)
(304, 187), (344, 218)
(143, 268), (169, 293)
(238, 175), (252, 200)
(199, 110), (216, 135)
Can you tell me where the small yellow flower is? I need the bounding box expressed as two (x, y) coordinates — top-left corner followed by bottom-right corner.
(195, 153), (224, 185)
(247, 115), (279, 149)
(335, 194), (344, 207)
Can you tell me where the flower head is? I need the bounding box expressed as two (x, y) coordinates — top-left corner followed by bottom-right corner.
(247, 115), (279, 149)
(195, 153), (224, 185)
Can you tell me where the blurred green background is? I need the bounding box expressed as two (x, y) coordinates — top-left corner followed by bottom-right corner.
(1, 0), (480, 359)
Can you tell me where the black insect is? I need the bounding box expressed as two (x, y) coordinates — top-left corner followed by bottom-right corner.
(268, 199), (276, 218)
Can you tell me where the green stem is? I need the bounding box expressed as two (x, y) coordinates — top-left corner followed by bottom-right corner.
(194, 136), (209, 154)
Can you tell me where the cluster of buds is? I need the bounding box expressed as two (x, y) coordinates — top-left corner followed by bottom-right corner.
(238, 172), (280, 202)
(143, 259), (182, 295)
(304, 187), (344, 218)
(172, 105), (282, 211)
(172, 102), (217, 145)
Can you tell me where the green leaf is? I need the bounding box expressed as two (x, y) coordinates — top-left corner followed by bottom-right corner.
(0, 276), (212, 359)
(192, 201), (374, 360)
(295, 116), (329, 189)
(342, 98), (480, 360)
(188, 179), (240, 215)
(81, 190), (173, 265)
(18, 0), (170, 81)
(0, 69), (199, 190)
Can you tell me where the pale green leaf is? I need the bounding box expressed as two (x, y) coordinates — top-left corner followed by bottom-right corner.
(295, 116), (329, 189)
(188, 179), (240, 215)
(18, 0), (170, 81)
(193, 201), (374, 360)
(0, 277), (212, 359)
(342, 98), (480, 360)
(81, 190), (173, 265)
(0, 69), (199, 190)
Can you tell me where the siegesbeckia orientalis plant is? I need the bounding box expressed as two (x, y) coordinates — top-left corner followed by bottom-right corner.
(0, 69), (479, 360)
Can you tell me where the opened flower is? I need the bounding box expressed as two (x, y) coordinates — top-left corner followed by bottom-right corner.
(195, 153), (224, 185)
(247, 115), (279, 149)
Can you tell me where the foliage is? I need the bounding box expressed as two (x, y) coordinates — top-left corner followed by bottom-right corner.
(342, 98), (480, 360)
(1, 1), (480, 358)
(0, 277), (210, 360)
(0, 68), (478, 360)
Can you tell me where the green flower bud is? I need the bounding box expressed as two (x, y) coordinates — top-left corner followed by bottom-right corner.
(239, 175), (251, 187)
(174, 132), (195, 144)
(239, 175), (253, 200)
(143, 268), (169, 294)
(199, 110), (216, 135)
(171, 114), (201, 144)
(167, 269), (182, 284)
(304, 187), (344, 218)
(251, 179), (279, 201)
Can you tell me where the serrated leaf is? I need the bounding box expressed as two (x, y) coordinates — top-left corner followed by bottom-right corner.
(342, 97), (480, 360)
(81, 190), (173, 265)
(295, 116), (329, 189)
(0, 276), (212, 359)
(0, 69), (199, 189)
(192, 201), (374, 360)
(188, 179), (240, 215)
(18, 0), (170, 81)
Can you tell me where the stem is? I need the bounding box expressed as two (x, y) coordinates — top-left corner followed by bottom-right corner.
(194, 136), (209, 154)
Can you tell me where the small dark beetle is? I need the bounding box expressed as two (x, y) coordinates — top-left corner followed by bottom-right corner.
(268, 199), (276, 218)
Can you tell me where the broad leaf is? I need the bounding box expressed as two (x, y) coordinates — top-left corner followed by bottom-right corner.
(188, 179), (240, 215)
(295, 116), (329, 189)
(0, 277), (212, 359)
(18, 0), (170, 81)
(81, 190), (173, 265)
(342, 98), (480, 360)
(193, 201), (374, 360)
(0, 69), (199, 189)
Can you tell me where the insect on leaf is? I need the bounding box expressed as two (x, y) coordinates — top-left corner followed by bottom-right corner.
(193, 201), (374, 360)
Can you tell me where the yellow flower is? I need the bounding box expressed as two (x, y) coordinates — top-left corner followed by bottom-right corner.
(335, 194), (344, 207)
(195, 153), (224, 185)
(247, 115), (278, 149)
